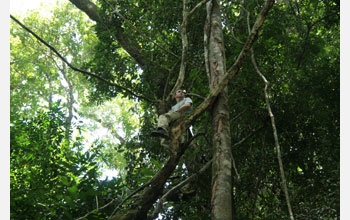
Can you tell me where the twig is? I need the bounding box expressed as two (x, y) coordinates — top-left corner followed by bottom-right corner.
(230, 109), (247, 123)
(75, 197), (118, 220)
(232, 155), (240, 181)
(108, 180), (153, 218)
(225, 12), (244, 45)
(233, 126), (262, 148)
(186, 93), (205, 100)
(231, 125), (264, 181)
(10, 14), (156, 103)
(184, 132), (206, 147)
(151, 159), (213, 219)
(163, 59), (181, 100)
(75, 179), (153, 220)
(188, 0), (211, 19)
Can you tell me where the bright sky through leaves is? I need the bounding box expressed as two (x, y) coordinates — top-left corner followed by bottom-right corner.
(10, 0), (120, 181)
(10, 0), (57, 13)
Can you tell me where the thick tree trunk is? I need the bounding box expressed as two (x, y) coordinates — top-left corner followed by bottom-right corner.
(206, 1), (233, 219)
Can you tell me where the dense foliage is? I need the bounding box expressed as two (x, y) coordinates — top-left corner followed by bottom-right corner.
(10, 0), (339, 219)
(10, 103), (119, 219)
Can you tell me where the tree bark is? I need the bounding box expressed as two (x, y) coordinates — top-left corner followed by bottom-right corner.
(206, 1), (233, 219)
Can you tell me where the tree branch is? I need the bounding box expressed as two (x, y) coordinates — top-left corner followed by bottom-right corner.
(108, 180), (153, 218)
(69, 0), (149, 68)
(151, 159), (213, 219)
(188, 0), (211, 19)
(69, 0), (101, 22)
(10, 15), (156, 103)
(187, 92), (205, 100)
(75, 197), (119, 220)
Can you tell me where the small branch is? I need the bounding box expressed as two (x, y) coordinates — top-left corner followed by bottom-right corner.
(108, 180), (153, 218)
(233, 126), (263, 148)
(184, 132), (206, 147)
(151, 159), (213, 219)
(10, 15), (156, 103)
(75, 198), (118, 220)
(224, 11), (244, 45)
(231, 125), (264, 181)
(241, 6), (251, 34)
(186, 93), (205, 100)
(230, 109), (247, 123)
(187, 0), (211, 19)
(163, 59), (181, 100)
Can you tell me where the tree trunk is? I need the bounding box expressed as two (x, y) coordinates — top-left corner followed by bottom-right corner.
(206, 1), (233, 219)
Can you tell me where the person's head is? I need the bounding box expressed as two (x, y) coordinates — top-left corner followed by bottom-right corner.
(174, 88), (186, 100)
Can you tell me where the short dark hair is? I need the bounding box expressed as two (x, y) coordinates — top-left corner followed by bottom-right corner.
(175, 88), (186, 94)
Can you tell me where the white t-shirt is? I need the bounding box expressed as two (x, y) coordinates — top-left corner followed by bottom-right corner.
(171, 97), (193, 114)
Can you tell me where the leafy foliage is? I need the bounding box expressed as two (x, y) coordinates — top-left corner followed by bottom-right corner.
(10, 0), (339, 219)
(11, 103), (107, 219)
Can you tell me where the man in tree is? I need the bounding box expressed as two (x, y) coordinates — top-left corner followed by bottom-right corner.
(151, 89), (192, 140)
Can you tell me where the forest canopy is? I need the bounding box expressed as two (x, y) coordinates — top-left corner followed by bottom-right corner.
(10, 0), (339, 219)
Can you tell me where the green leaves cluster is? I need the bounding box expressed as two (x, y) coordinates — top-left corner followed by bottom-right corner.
(11, 104), (97, 219)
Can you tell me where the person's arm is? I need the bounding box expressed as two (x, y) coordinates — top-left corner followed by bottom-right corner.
(175, 102), (192, 113)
